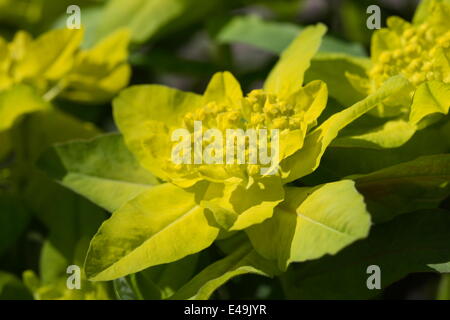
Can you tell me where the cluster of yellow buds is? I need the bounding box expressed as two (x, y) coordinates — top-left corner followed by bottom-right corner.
(181, 89), (305, 133)
(370, 20), (450, 90)
(183, 102), (240, 131)
(167, 89), (307, 180)
(244, 89), (304, 131)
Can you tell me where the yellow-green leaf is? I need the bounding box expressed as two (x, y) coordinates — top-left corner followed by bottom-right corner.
(409, 81), (450, 126)
(94, 0), (219, 44)
(203, 71), (243, 107)
(264, 24), (327, 98)
(14, 28), (83, 81)
(201, 175), (284, 231)
(247, 180), (371, 270)
(305, 53), (371, 107)
(332, 119), (417, 149)
(62, 29), (131, 103)
(85, 183), (220, 281)
(38, 133), (159, 212)
(171, 243), (279, 300)
(113, 84), (203, 181)
(0, 85), (50, 133)
(281, 75), (410, 183)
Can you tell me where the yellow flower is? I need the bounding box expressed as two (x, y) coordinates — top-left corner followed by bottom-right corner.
(0, 28), (131, 103)
(370, 16), (449, 90)
(39, 25), (409, 281)
(346, 0), (450, 119)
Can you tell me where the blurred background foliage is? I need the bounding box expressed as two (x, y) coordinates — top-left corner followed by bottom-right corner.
(1, 0), (449, 300)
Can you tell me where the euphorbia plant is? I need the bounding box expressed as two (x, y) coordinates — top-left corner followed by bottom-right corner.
(0, 27), (130, 165)
(40, 23), (410, 293)
(307, 0), (450, 149)
(0, 27), (131, 300)
(348, 0), (450, 122)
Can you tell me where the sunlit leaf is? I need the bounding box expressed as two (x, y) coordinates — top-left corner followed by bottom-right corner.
(247, 180), (370, 270)
(409, 81), (450, 126)
(85, 183), (220, 281)
(282, 209), (450, 299)
(171, 243), (278, 300)
(38, 133), (159, 212)
(264, 24), (327, 98)
(281, 76), (410, 183)
(0, 85), (49, 133)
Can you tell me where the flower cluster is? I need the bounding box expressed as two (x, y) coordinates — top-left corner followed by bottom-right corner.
(0, 28), (130, 103)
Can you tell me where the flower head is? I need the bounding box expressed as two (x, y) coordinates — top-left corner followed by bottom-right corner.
(349, 0), (450, 118)
(113, 23), (409, 233)
(0, 28), (130, 103)
(370, 18), (449, 89)
(70, 24), (410, 281)
(115, 72), (326, 189)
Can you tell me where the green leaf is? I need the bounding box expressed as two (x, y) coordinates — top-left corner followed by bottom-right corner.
(12, 108), (100, 166)
(38, 240), (70, 286)
(303, 121), (450, 183)
(133, 254), (199, 299)
(281, 209), (450, 299)
(0, 85), (50, 132)
(331, 119), (417, 149)
(430, 262), (450, 273)
(113, 277), (137, 300)
(171, 243), (278, 300)
(11, 112), (104, 258)
(304, 53), (371, 107)
(247, 180), (370, 270)
(264, 24), (327, 98)
(94, 0), (219, 44)
(26, 175), (108, 262)
(281, 75), (410, 183)
(38, 133), (159, 213)
(27, 209), (112, 300)
(216, 15), (301, 54)
(113, 84), (204, 184)
(201, 176), (285, 231)
(409, 81), (450, 126)
(0, 271), (32, 300)
(33, 237), (113, 300)
(319, 36), (367, 57)
(85, 183), (220, 281)
(216, 15), (366, 57)
(353, 154), (450, 224)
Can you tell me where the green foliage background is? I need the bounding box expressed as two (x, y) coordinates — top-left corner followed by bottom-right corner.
(0, 0), (449, 300)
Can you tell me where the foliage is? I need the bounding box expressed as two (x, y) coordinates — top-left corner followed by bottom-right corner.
(0, 0), (449, 300)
